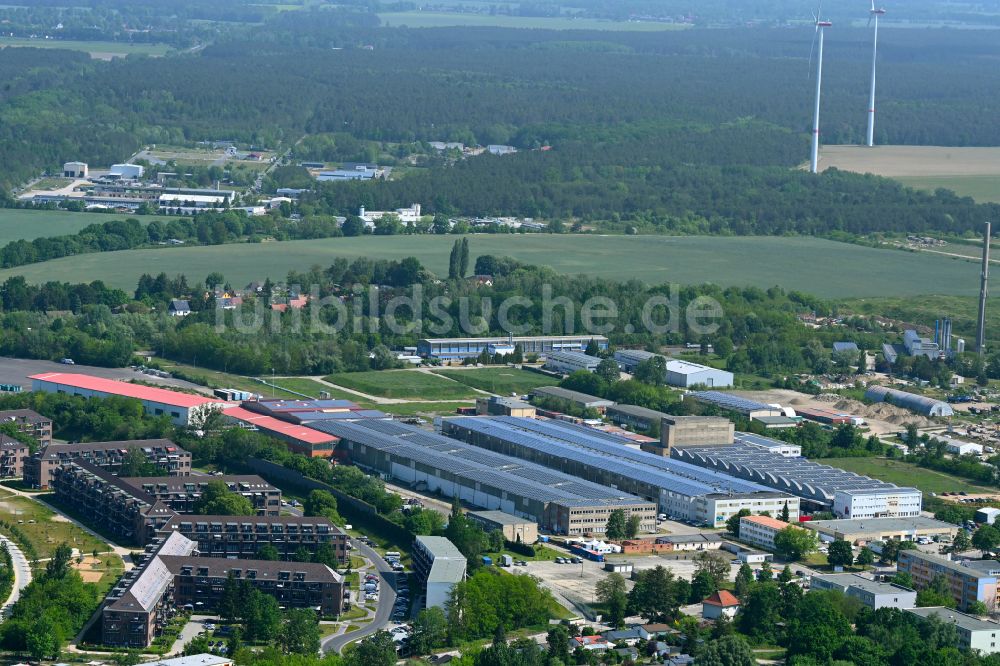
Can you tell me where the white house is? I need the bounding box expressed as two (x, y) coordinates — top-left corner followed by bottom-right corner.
(702, 590), (741, 620)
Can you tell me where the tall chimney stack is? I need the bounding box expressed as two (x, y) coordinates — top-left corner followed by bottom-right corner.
(976, 221), (991, 356)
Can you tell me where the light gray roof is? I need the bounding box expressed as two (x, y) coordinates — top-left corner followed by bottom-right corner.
(865, 386), (954, 417)
(531, 386), (615, 407)
(468, 510), (535, 526)
(139, 655), (233, 666)
(812, 573), (914, 596)
(907, 607), (1000, 632)
(607, 404), (670, 420)
(806, 516), (956, 535)
(417, 536), (467, 584)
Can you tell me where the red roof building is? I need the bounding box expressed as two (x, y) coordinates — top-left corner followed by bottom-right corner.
(222, 406), (337, 457)
(702, 590), (741, 620)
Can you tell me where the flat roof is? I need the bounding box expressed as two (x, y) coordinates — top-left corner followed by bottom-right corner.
(606, 404), (670, 420)
(741, 515), (791, 531)
(531, 386), (615, 406)
(30, 373), (221, 409)
(806, 516), (958, 535)
(419, 335), (607, 343)
(812, 573), (914, 596)
(138, 655), (232, 666)
(222, 406), (336, 445)
(901, 550), (1000, 578)
(468, 510), (536, 526)
(907, 607), (1000, 632)
(416, 535), (466, 560)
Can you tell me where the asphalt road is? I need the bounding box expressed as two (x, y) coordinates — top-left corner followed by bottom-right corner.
(0, 357), (206, 392)
(323, 539), (397, 655)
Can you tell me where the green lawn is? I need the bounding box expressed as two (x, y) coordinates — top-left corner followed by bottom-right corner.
(322, 370), (477, 400)
(378, 11), (689, 31)
(0, 209), (158, 246)
(0, 37), (171, 57)
(432, 367), (559, 396)
(823, 457), (995, 495)
(156, 362), (305, 400)
(894, 175), (1000, 204)
(0, 490), (112, 560)
(270, 377), (337, 399)
(0, 234), (989, 298)
(379, 401), (473, 417)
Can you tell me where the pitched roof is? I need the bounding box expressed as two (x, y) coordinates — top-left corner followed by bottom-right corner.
(703, 590), (740, 607)
(741, 514), (791, 531)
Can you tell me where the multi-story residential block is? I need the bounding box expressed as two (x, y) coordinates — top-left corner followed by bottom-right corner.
(810, 573), (917, 610)
(0, 434), (29, 479)
(0, 408), (53, 446)
(907, 607), (1000, 655)
(51, 461), (177, 545)
(157, 514), (347, 562)
(738, 515), (794, 551)
(898, 550), (1000, 612)
(122, 475), (280, 516)
(161, 555), (343, 617)
(412, 536), (466, 609)
(24, 439), (191, 489)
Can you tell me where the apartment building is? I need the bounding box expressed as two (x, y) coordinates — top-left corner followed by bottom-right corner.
(0, 435), (29, 479)
(161, 556), (343, 616)
(412, 536), (466, 609)
(738, 515), (793, 551)
(157, 515), (347, 562)
(51, 461), (177, 545)
(907, 607), (1000, 655)
(25, 439), (192, 489)
(122, 475), (281, 516)
(810, 573), (917, 610)
(0, 408), (53, 446)
(898, 550), (1000, 612)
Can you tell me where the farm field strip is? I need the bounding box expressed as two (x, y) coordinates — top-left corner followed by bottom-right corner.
(822, 457), (994, 495)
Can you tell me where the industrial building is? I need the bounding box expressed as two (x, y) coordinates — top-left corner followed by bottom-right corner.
(810, 574), (916, 610)
(30, 373), (232, 426)
(413, 536), (467, 609)
(864, 386), (954, 417)
(605, 404), (670, 434)
(906, 608), (1000, 655)
(239, 399), (389, 425)
(221, 406), (339, 457)
(530, 386), (616, 412)
(24, 438), (192, 490)
(685, 391), (783, 418)
(655, 416), (736, 456)
(805, 516), (958, 545)
(544, 351), (602, 375)
(0, 408), (53, 446)
(898, 551), (1000, 612)
(794, 407), (865, 427)
(109, 163), (144, 180)
(416, 335), (608, 360)
(671, 440), (921, 517)
(63, 161), (88, 178)
(157, 515), (348, 562)
(311, 419), (657, 535)
(612, 350), (733, 388)
(440, 416), (799, 528)
(475, 395), (536, 417)
(468, 510), (538, 544)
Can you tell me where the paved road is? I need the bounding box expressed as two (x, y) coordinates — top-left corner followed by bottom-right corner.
(323, 539), (397, 654)
(0, 535), (31, 616)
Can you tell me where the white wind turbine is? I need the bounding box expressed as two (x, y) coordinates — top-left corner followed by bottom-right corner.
(809, 7), (832, 173)
(866, 2), (886, 147)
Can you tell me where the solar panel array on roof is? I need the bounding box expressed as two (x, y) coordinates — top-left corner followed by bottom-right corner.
(308, 420), (648, 508)
(688, 391), (772, 412)
(440, 416), (778, 499)
(671, 442), (916, 504)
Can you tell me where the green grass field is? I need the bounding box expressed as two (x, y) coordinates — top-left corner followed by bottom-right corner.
(378, 11), (687, 31)
(823, 457), (995, 495)
(894, 176), (1000, 203)
(379, 401), (474, 417)
(0, 234), (988, 299)
(0, 37), (171, 57)
(0, 209), (158, 246)
(0, 490), (111, 560)
(322, 370), (477, 400)
(433, 367), (559, 395)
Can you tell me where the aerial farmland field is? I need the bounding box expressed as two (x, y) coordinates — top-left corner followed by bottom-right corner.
(0, 209), (156, 246)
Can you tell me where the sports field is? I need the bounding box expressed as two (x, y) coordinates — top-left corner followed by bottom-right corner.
(0, 234), (986, 298)
(0, 37), (171, 58)
(0, 209), (157, 246)
(323, 370), (478, 400)
(378, 11), (686, 31)
(823, 457), (994, 495)
(820, 145), (1000, 203)
(432, 367), (559, 395)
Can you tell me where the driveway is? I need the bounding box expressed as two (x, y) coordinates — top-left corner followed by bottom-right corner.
(169, 614), (216, 656)
(323, 539), (397, 654)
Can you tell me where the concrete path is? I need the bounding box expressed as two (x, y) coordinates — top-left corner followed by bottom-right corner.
(0, 534), (32, 616)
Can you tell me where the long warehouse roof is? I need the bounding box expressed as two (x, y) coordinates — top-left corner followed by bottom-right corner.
(672, 442), (918, 502)
(308, 419), (650, 508)
(442, 416), (779, 498)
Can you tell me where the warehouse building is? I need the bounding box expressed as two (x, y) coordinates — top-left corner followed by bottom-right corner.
(805, 516), (958, 545)
(221, 406), (339, 457)
(30, 373), (232, 426)
(899, 551), (1000, 612)
(864, 386), (954, 417)
(613, 350), (733, 388)
(239, 399), (389, 425)
(440, 416), (799, 528)
(468, 510), (538, 544)
(654, 416), (736, 456)
(24, 438), (192, 490)
(476, 395), (536, 417)
(544, 351), (602, 375)
(685, 391), (783, 418)
(416, 335), (608, 360)
(413, 536), (467, 609)
(671, 441), (921, 517)
(311, 419), (657, 536)
(157, 515), (348, 562)
(530, 386), (616, 412)
(906, 608), (1000, 655)
(810, 574), (916, 610)
(605, 404), (670, 434)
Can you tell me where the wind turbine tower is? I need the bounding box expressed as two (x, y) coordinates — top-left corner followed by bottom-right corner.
(867, 3), (886, 147)
(810, 16), (832, 174)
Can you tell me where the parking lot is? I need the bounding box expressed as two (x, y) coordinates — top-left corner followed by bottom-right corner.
(0, 356), (206, 392)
